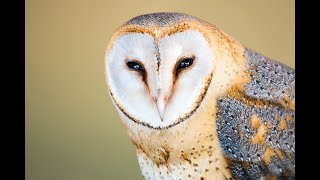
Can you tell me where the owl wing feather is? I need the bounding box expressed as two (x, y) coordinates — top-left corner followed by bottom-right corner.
(216, 48), (295, 179)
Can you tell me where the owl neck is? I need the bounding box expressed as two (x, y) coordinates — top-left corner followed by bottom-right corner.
(125, 98), (233, 179)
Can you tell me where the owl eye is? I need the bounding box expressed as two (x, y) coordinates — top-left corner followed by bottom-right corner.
(127, 61), (145, 73)
(177, 57), (194, 71)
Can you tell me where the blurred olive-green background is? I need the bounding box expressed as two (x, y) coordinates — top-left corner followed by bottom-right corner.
(26, 0), (294, 179)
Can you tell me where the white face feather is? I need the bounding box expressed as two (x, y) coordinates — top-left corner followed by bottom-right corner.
(106, 30), (214, 129)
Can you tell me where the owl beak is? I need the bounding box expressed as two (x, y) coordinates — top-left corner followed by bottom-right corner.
(156, 97), (166, 121)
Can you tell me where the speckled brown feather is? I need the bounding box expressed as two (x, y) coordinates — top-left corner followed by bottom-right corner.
(216, 48), (295, 179)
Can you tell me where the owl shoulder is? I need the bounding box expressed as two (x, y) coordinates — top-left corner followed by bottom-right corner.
(215, 48), (295, 179)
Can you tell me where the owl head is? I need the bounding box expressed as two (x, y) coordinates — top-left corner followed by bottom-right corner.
(105, 13), (245, 129)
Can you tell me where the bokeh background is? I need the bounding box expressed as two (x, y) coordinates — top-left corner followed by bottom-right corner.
(26, 0), (294, 179)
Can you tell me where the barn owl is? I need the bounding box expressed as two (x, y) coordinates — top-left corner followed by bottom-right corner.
(105, 13), (295, 180)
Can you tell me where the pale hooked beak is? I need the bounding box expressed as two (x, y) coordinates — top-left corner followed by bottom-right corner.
(156, 97), (166, 121)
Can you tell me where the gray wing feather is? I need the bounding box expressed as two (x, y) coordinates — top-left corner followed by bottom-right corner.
(216, 48), (295, 179)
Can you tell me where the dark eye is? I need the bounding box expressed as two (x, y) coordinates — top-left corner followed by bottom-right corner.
(177, 57), (194, 70)
(127, 61), (145, 72)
